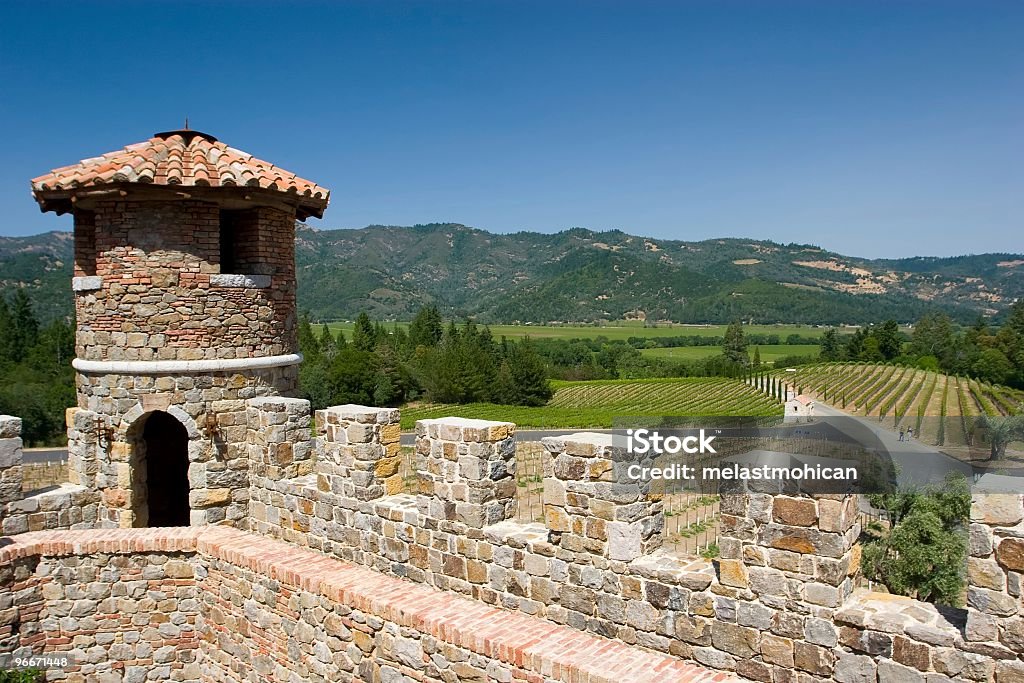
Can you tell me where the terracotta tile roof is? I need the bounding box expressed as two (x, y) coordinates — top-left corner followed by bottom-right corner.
(31, 130), (330, 218)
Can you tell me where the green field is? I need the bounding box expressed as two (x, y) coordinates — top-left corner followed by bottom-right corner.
(640, 344), (819, 363)
(399, 377), (783, 429)
(326, 319), (833, 341)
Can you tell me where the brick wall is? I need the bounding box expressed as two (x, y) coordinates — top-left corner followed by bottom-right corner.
(73, 200), (296, 363)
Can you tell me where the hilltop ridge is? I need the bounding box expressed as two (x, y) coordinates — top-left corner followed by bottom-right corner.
(2, 224), (1021, 324)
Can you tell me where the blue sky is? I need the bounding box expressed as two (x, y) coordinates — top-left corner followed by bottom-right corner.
(1, 1), (1021, 258)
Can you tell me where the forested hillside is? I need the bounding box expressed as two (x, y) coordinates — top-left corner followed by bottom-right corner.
(2, 224), (1021, 325)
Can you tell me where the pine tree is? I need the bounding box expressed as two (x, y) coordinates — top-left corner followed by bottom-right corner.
(722, 320), (748, 365)
(298, 314), (320, 362)
(408, 305), (443, 348)
(819, 329), (842, 361)
(9, 289), (39, 363)
(352, 312), (377, 352)
(318, 325), (336, 358)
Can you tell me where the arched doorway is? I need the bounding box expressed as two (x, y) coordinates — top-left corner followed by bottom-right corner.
(133, 411), (190, 527)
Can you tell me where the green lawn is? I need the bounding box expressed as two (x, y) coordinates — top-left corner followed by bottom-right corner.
(325, 320), (832, 341)
(640, 344), (820, 363)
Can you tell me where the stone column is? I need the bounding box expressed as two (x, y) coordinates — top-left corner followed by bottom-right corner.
(415, 417), (516, 528)
(540, 432), (664, 562)
(966, 493), (1024, 657)
(716, 490), (860, 680)
(315, 404), (402, 502)
(246, 397), (313, 481)
(0, 416), (24, 535)
(65, 407), (101, 490)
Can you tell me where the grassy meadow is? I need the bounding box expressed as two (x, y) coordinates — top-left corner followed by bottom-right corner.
(640, 344), (819, 363)
(325, 320), (833, 341)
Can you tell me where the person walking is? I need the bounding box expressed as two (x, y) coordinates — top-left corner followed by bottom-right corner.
(899, 427), (905, 442)
(906, 426), (913, 440)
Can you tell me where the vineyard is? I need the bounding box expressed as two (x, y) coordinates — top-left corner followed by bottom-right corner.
(769, 362), (1024, 447)
(399, 377), (783, 430)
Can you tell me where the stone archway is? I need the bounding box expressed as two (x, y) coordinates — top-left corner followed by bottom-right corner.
(127, 411), (190, 527)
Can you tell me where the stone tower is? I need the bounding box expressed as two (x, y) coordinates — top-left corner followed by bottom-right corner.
(31, 128), (329, 528)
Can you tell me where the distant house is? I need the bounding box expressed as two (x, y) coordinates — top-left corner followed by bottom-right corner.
(785, 394), (815, 422)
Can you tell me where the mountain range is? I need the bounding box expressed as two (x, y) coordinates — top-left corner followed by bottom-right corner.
(2, 224), (1021, 325)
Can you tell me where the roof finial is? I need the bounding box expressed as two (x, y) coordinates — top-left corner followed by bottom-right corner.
(184, 116), (190, 130)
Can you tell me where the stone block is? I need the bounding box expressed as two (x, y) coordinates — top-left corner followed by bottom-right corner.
(772, 496), (817, 526)
(606, 521), (643, 561)
(0, 415), (22, 439)
(969, 557), (1007, 591)
(972, 494), (1024, 526)
(997, 538), (1024, 572)
(833, 651), (876, 683)
(793, 641), (834, 676)
(893, 635), (931, 671)
(711, 621), (760, 659)
(760, 634), (794, 667)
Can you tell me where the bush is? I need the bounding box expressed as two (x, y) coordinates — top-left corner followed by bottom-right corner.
(861, 472), (970, 606)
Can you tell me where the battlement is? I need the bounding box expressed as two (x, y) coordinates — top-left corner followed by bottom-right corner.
(4, 402), (1024, 681)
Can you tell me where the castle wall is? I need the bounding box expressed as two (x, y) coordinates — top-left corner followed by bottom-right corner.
(72, 201), (297, 363)
(7, 405), (1024, 681)
(246, 403), (1024, 682)
(0, 527), (715, 683)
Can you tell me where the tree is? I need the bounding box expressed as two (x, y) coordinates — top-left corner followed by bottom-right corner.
(910, 313), (955, 366)
(875, 320), (902, 360)
(861, 336), (884, 362)
(351, 312), (377, 352)
(972, 348), (1015, 385)
(298, 314), (320, 362)
(752, 346), (761, 369)
(845, 328), (866, 360)
(863, 472), (970, 606)
(495, 339), (552, 406)
(722, 321), (747, 365)
(318, 325), (336, 358)
(819, 329), (842, 362)
(9, 289), (39, 363)
(974, 414), (1024, 461)
(408, 305), (443, 349)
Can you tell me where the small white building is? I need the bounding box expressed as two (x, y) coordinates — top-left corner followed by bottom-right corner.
(784, 394), (815, 422)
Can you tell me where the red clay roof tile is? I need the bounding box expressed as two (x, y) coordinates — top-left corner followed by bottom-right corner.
(31, 129), (330, 218)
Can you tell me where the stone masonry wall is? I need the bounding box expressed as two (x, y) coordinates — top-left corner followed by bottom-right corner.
(245, 403), (1024, 682)
(68, 364), (296, 528)
(73, 201), (297, 362)
(0, 527), (720, 683)
(0, 531), (202, 681)
(2, 415), (94, 536)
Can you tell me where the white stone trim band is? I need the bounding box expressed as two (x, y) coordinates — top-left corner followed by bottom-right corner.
(72, 353), (303, 375)
(72, 276), (103, 292)
(210, 273), (272, 288)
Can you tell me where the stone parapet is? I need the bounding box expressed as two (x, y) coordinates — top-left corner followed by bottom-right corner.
(415, 417), (516, 528)
(245, 396), (313, 481)
(0, 415), (24, 533)
(0, 416), (24, 507)
(316, 404), (402, 501)
(0, 527), (726, 683)
(541, 432), (664, 561)
(968, 492), (1024, 659)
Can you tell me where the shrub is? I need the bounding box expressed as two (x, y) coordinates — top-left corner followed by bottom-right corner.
(861, 472), (970, 606)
